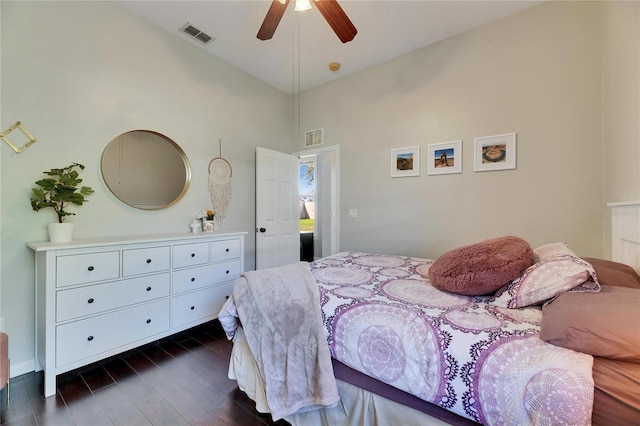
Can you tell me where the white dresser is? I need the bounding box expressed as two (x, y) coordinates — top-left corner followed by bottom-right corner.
(27, 231), (245, 397)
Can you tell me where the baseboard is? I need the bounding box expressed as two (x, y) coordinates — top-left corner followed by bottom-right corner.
(10, 359), (35, 378)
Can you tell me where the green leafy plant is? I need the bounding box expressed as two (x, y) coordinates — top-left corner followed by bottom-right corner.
(30, 163), (95, 223)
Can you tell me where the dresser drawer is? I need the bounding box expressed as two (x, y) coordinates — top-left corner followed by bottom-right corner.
(172, 260), (241, 294)
(56, 299), (170, 367)
(172, 242), (210, 268)
(122, 246), (170, 276)
(172, 283), (232, 328)
(56, 273), (170, 322)
(56, 251), (120, 288)
(211, 238), (241, 262)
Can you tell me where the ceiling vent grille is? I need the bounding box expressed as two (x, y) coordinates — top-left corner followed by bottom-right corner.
(180, 23), (214, 45)
(305, 129), (324, 147)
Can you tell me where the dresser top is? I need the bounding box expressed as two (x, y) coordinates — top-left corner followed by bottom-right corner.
(27, 231), (247, 252)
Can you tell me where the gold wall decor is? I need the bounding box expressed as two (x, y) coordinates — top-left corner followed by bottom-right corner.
(1, 121), (37, 153)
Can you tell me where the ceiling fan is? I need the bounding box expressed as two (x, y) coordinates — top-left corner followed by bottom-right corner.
(257, 0), (357, 44)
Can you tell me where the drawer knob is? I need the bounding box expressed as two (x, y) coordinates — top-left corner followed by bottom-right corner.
(191, 253), (196, 258)
(87, 298), (94, 304)
(190, 277), (195, 282)
(146, 319), (151, 324)
(146, 286), (152, 292)
(146, 259), (152, 264)
(225, 295), (229, 300)
(225, 248), (230, 252)
(87, 266), (94, 271)
(87, 336), (94, 341)
(226, 270), (230, 274)
(190, 306), (195, 310)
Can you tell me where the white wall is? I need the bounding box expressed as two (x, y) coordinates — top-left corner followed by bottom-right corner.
(602, 1), (640, 202)
(1, 1), (291, 375)
(297, 1), (608, 259)
(601, 1), (640, 257)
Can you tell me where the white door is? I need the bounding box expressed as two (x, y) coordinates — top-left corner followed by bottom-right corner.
(255, 147), (300, 269)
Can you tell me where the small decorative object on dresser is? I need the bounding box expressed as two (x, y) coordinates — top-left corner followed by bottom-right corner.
(189, 220), (202, 233)
(197, 209), (216, 232)
(27, 231), (246, 398)
(29, 163), (94, 242)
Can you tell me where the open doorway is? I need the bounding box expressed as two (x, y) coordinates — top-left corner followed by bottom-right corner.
(296, 146), (339, 261)
(299, 157), (315, 261)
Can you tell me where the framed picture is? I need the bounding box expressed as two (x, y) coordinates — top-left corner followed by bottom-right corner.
(390, 146), (420, 177)
(427, 140), (462, 175)
(474, 133), (516, 172)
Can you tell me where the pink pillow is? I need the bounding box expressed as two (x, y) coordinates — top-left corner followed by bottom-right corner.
(582, 257), (640, 289)
(541, 285), (640, 361)
(428, 236), (534, 296)
(490, 243), (600, 308)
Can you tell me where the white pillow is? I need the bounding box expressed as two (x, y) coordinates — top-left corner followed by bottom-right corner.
(490, 243), (600, 308)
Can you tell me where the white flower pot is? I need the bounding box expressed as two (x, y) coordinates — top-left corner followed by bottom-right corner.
(48, 222), (75, 243)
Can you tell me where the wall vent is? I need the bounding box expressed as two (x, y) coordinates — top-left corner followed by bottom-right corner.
(180, 23), (214, 45)
(305, 129), (323, 147)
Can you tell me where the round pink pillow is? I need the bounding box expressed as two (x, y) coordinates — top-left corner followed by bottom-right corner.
(428, 236), (534, 296)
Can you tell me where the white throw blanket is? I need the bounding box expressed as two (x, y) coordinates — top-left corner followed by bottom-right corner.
(219, 262), (340, 421)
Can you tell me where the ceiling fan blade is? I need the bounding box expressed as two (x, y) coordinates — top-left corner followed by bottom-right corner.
(257, 0), (290, 40)
(313, 0), (357, 43)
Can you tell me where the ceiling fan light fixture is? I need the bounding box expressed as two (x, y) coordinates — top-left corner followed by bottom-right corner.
(294, 0), (312, 12)
(257, 0), (356, 43)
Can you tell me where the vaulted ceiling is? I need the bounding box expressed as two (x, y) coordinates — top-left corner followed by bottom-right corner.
(114, 1), (542, 94)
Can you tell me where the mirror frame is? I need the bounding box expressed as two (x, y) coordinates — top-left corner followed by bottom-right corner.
(101, 130), (191, 210)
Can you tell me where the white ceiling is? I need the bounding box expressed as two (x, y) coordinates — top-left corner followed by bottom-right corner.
(113, 0), (542, 95)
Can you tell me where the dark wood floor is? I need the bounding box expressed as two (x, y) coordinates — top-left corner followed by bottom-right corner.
(0, 321), (289, 426)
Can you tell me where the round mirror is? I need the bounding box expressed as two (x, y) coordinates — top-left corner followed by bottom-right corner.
(101, 130), (191, 210)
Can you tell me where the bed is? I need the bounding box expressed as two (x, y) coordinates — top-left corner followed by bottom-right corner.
(219, 236), (640, 425)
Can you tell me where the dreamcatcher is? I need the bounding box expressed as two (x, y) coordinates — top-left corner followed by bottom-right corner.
(208, 139), (232, 229)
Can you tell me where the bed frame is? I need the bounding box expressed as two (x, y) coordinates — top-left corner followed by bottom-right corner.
(609, 201), (640, 273)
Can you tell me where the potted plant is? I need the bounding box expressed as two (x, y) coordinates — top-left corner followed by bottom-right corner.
(30, 162), (94, 242)
(197, 209), (216, 232)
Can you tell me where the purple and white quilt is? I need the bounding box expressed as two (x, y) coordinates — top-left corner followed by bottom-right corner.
(311, 252), (594, 425)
